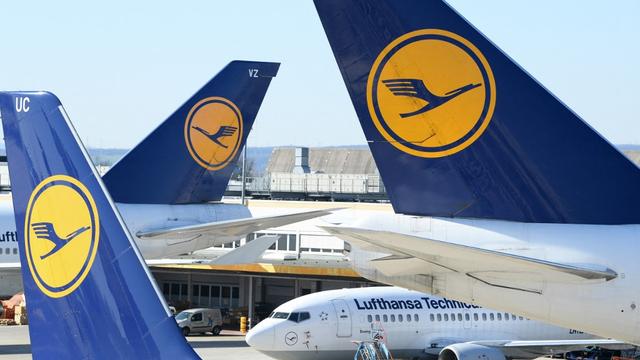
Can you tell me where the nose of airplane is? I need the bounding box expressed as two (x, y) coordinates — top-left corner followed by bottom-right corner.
(245, 322), (275, 350)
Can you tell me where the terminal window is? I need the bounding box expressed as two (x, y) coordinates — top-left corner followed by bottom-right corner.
(249, 232), (298, 252)
(162, 282), (240, 309)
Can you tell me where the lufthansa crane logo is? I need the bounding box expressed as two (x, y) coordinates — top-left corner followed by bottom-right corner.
(284, 331), (298, 346)
(184, 97), (243, 170)
(25, 175), (100, 298)
(367, 29), (496, 158)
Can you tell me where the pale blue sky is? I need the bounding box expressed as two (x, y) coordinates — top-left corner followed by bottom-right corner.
(1, 1), (638, 148)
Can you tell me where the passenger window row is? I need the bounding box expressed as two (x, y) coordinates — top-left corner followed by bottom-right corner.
(1, 248), (18, 255)
(428, 312), (528, 322)
(366, 313), (419, 323)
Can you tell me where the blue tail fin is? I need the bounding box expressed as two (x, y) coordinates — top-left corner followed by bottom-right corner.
(0, 92), (199, 358)
(103, 60), (280, 204)
(314, 0), (640, 225)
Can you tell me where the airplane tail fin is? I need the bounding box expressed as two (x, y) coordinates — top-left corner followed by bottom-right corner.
(103, 60), (280, 204)
(314, 0), (640, 224)
(0, 92), (199, 358)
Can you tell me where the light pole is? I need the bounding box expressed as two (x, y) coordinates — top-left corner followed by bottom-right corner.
(241, 144), (247, 205)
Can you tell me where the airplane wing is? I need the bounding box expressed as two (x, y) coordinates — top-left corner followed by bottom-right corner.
(426, 338), (632, 358)
(146, 235), (279, 266)
(473, 339), (632, 356)
(137, 209), (334, 245)
(322, 226), (617, 294)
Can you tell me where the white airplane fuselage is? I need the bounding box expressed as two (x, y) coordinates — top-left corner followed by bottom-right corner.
(0, 200), (251, 261)
(338, 210), (640, 345)
(0, 199), (250, 295)
(246, 287), (597, 360)
(0, 202), (21, 296)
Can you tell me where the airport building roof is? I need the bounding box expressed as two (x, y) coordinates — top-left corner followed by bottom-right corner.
(626, 150), (640, 166)
(266, 147), (378, 175)
(152, 263), (362, 280)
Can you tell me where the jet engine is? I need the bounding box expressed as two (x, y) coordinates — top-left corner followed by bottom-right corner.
(439, 343), (506, 360)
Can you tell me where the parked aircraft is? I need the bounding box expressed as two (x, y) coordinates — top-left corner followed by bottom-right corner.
(314, 0), (640, 345)
(0, 90), (202, 358)
(247, 287), (627, 360)
(0, 61), (331, 296)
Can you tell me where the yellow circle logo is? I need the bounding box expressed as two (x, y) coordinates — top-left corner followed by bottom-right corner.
(184, 97), (243, 170)
(25, 175), (100, 298)
(367, 29), (496, 158)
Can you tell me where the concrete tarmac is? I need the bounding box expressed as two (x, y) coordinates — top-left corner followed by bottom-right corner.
(0, 326), (273, 360)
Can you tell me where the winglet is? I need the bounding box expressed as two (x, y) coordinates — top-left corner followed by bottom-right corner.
(0, 92), (199, 359)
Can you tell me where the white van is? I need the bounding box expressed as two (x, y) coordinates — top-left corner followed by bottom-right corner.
(175, 308), (223, 336)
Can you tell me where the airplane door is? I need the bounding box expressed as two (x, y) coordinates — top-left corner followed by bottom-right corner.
(331, 299), (352, 337)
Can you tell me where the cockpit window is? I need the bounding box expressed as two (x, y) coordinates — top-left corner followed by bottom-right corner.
(272, 312), (289, 319)
(299, 312), (310, 322)
(287, 312), (311, 323)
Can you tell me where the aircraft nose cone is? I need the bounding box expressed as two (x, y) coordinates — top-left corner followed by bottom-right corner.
(245, 323), (275, 350)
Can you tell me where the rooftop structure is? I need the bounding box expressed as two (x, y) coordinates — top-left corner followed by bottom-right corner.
(266, 146), (378, 175)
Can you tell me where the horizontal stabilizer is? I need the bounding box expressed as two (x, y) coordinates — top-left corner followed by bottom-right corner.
(146, 235), (277, 266)
(322, 226), (617, 293)
(138, 209), (337, 245)
(209, 235), (278, 265)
